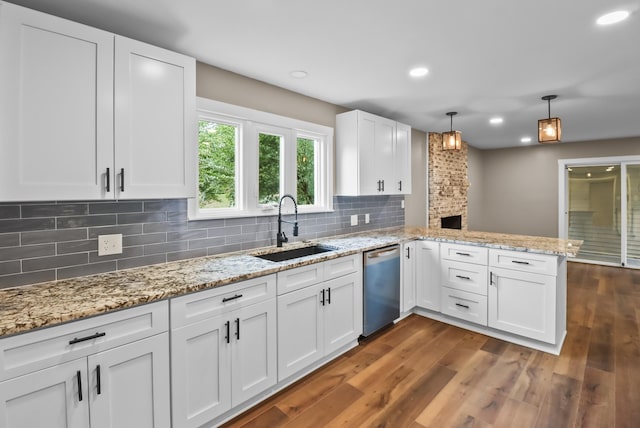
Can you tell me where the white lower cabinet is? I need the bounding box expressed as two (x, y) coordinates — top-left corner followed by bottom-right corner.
(0, 302), (170, 428)
(415, 240), (441, 311)
(170, 275), (277, 427)
(488, 266), (557, 344)
(0, 359), (90, 428)
(401, 241), (417, 312)
(277, 255), (362, 381)
(403, 240), (441, 312)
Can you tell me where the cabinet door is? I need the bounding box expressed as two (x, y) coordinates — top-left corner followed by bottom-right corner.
(0, 359), (89, 428)
(171, 315), (231, 427)
(488, 267), (557, 343)
(0, 2), (114, 201)
(114, 36), (196, 199)
(401, 242), (416, 312)
(89, 333), (170, 428)
(357, 112), (395, 195)
(323, 272), (362, 355)
(230, 299), (277, 406)
(277, 284), (323, 381)
(416, 240), (441, 311)
(395, 122), (412, 194)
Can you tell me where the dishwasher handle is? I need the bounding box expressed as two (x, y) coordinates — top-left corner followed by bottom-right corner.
(366, 246), (400, 263)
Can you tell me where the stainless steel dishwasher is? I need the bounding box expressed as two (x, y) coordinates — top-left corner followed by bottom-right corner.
(362, 245), (400, 337)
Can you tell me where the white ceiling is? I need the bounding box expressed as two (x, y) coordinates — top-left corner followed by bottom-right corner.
(7, 0), (640, 149)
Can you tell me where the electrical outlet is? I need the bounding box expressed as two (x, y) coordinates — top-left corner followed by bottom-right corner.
(350, 214), (358, 226)
(401, 200), (405, 209)
(98, 234), (123, 256)
(365, 213), (370, 224)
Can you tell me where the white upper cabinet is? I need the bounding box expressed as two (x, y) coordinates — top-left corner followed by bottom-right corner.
(114, 36), (196, 199)
(394, 122), (412, 194)
(335, 110), (412, 196)
(0, 1), (114, 201)
(0, 1), (196, 201)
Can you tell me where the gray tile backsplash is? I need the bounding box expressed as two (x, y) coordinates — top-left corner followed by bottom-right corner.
(0, 196), (404, 288)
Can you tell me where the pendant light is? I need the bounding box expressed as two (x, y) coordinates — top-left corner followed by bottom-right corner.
(538, 95), (562, 143)
(442, 111), (462, 150)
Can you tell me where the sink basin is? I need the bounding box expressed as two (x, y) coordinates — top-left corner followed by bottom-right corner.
(253, 245), (336, 262)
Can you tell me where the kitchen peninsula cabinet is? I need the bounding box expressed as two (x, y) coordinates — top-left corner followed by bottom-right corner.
(0, 1), (195, 201)
(488, 249), (563, 344)
(335, 110), (412, 196)
(170, 275), (277, 428)
(0, 301), (170, 428)
(277, 254), (362, 381)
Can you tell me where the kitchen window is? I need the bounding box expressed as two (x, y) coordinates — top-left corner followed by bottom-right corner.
(190, 98), (334, 219)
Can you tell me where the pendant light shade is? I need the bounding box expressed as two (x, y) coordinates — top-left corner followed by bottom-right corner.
(442, 112), (462, 150)
(538, 95), (562, 143)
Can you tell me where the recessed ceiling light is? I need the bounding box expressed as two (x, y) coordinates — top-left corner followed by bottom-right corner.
(289, 70), (308, 79)
(520, 137), (532, 143)
(596, 10), (630, 25)
(489, 117), (503, 125)
(409, 67), (429, 78)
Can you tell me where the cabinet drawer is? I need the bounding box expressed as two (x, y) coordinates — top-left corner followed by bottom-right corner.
(324, 253), (362, 281)
(441, 287), (487, 326)
(0, 300), (168, 381)
(489, 249), (557, 276)
(170, 274), (276, 329)
(441, 259), (488, 296)
(277, 263), (324, 295)
(440, 243), (488, 265)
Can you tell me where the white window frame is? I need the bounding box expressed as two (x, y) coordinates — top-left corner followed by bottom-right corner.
(189, 98), (334, 220)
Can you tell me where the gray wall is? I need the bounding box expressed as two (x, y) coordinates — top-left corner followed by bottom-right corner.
(467, 145), (484, 231)
(404, 129), (428, 227)
(468, 136), (640, 237)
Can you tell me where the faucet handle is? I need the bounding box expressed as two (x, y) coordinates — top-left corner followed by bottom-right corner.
(281, 232), (288, 243)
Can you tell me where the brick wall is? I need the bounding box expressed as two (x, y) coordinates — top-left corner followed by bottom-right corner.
(0, 196), (404, 288)
(428, 132), (469, 229)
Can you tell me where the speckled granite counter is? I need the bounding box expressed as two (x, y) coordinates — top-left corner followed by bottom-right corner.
(0, 227), (580, 337)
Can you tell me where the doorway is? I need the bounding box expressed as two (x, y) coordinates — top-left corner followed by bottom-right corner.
(559, 156), (640, 267)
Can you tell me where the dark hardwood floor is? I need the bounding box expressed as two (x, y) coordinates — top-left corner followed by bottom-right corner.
(223, 262), (640, 427)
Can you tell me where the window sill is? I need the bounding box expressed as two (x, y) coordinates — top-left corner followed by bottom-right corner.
(187, 200), (334, 221)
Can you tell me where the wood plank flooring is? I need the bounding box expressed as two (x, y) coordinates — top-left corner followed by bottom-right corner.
(222, 262), (640, 427)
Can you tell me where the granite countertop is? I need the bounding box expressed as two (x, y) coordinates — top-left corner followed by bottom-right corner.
(0, 227), (581, 337)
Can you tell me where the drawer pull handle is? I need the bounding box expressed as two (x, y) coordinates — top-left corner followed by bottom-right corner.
(455, 275), (471, 280)
(105, 168), (110, 192)
(235, 318), (240, 340)
(69, 332), (106, 345)
(327, 287), (331, 304)
(320, 289), (326, 306)
(455, 303), (470, 309)
(225, 321), (230, 344)
(222, 294), (243, 303)
(96, 365), (101, 395)
(512, 260), (531, 265)
(120, 168), (125, 192)
(455, 252), (471, 256)
(76, 370), (83, 402)
(490, 272), (495, 286)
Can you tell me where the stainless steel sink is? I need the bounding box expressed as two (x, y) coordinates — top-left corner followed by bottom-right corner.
(253, 245), (336, 262)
